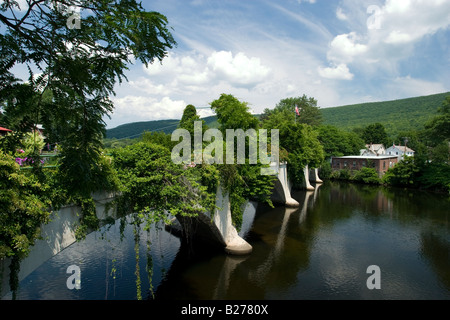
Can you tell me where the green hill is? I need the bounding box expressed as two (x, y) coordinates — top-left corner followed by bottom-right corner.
(106, 92), (449, 140)
(321, 92), (449, 137)
(106, 116), (219, 139)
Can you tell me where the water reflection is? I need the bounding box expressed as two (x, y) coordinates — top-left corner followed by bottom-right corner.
(155, 182), (449, 300)
(6, 181), (450, 300)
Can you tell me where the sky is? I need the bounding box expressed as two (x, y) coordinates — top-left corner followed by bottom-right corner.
(6, 0), (450, 129)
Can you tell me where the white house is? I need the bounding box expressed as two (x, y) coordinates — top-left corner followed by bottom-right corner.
(386, 144), (415, 160)
(360, 144), (386, 157)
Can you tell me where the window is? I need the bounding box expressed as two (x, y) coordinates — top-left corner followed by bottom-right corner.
(334, 160), (340, 168)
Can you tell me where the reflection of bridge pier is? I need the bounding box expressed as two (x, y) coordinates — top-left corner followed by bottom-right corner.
(213, 254), (249, 299)
(299, 184), (322, 225)
(249, 206), (299, 283)
(249, 183), (322, 285)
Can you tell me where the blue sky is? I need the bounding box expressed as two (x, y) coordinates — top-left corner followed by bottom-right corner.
(6, 0), (450, 128)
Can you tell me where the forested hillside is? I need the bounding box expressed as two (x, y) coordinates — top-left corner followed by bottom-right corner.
(106, 116), (219, 139)
(106, 92), (449, 140)
(321, 92), (449, 137)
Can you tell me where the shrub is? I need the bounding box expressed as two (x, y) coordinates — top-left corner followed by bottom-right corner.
(352, 167), (381, 185)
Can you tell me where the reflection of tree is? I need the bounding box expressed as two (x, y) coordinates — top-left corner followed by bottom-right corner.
(382, 186), (450, 225)
(420, 232), (450, 290)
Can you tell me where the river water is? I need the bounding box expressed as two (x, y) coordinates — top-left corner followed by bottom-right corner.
(5, 181), (450, 300)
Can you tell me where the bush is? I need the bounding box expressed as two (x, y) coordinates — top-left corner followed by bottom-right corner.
(382, 157), (420, 187)
(417, 163), (450, 193)
(352, 167), (381, 185)
(319, 161), (332, 180)
(111, 141), (215, 227)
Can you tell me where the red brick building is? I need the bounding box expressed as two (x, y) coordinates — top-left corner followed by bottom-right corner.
(331, 155), (399, 177)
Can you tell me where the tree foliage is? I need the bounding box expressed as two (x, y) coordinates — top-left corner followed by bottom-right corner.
(111, 142), (216, 227)
(211, 94), (259, 132)
(321, 92), (449, 138)
(209, 94), (275, 228)
(260, 95), (325, 187)
(318, 125), (365, 159)
(361, 123), (389, 146)
(261, 94), (323, 127)
(0, 0), (176, 198)
(0, 151), (52, 296)
(425, 96), (450, 147)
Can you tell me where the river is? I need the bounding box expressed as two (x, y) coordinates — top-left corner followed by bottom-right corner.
(3, 181), (449, 300)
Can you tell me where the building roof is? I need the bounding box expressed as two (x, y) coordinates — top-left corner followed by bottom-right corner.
(332, 155), (399, 160)
(387, 145), (415, 153)
(366, 144), (385, 150)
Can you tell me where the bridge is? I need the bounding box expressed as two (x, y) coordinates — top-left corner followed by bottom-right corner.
(1, 161), (322, 297)
(168, 161), (323, 256)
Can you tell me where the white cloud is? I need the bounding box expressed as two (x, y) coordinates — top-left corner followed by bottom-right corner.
(322, 0), (450, 80)
(103, 0), (449, 128)
(207, 51), (271, 88)
(327, 32), (368, 64)
(112, 96), (186, 122)
(336, 8), (348, 21)
(390, 76), (447, 98)
(318, 64), (354, 80)
(143, 50), (271, 89)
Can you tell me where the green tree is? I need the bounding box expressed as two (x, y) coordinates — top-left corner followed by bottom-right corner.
(0, 0), (176, 197)
(318, 125), (365, 158)
(424, 96), (450, 164)
(284, 124), (324, 187)
(178, 104), (208, 150)
(261, 97), (325, 187)
(362, 123), (389, 146)
(179, 105), (201, 133)
(111, 142), (214, 225)
(425, 96), (450, 146)
(382, 157), (421, 187)
(0, 151), (51, 297)
(261, 95), (323, 127)
(210, 94), (259, 132)
(209, 94), (275, 228)
(142, 131), (174, 150)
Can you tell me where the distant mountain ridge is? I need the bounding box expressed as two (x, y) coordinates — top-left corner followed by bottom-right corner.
(321, 92), (449, 136)
(106, 92), (450, 140)
(106, 116), (219, 139)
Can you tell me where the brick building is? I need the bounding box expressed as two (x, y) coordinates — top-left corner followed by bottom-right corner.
(331, 155), (399, 177)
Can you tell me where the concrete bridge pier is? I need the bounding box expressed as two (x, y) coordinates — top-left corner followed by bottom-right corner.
(270, 162), (300, 208)
(173, 185), (253, 256)
(212, 186), (253, 255)
(309, 167), (323, 184)
(303, 165), (315, 191)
